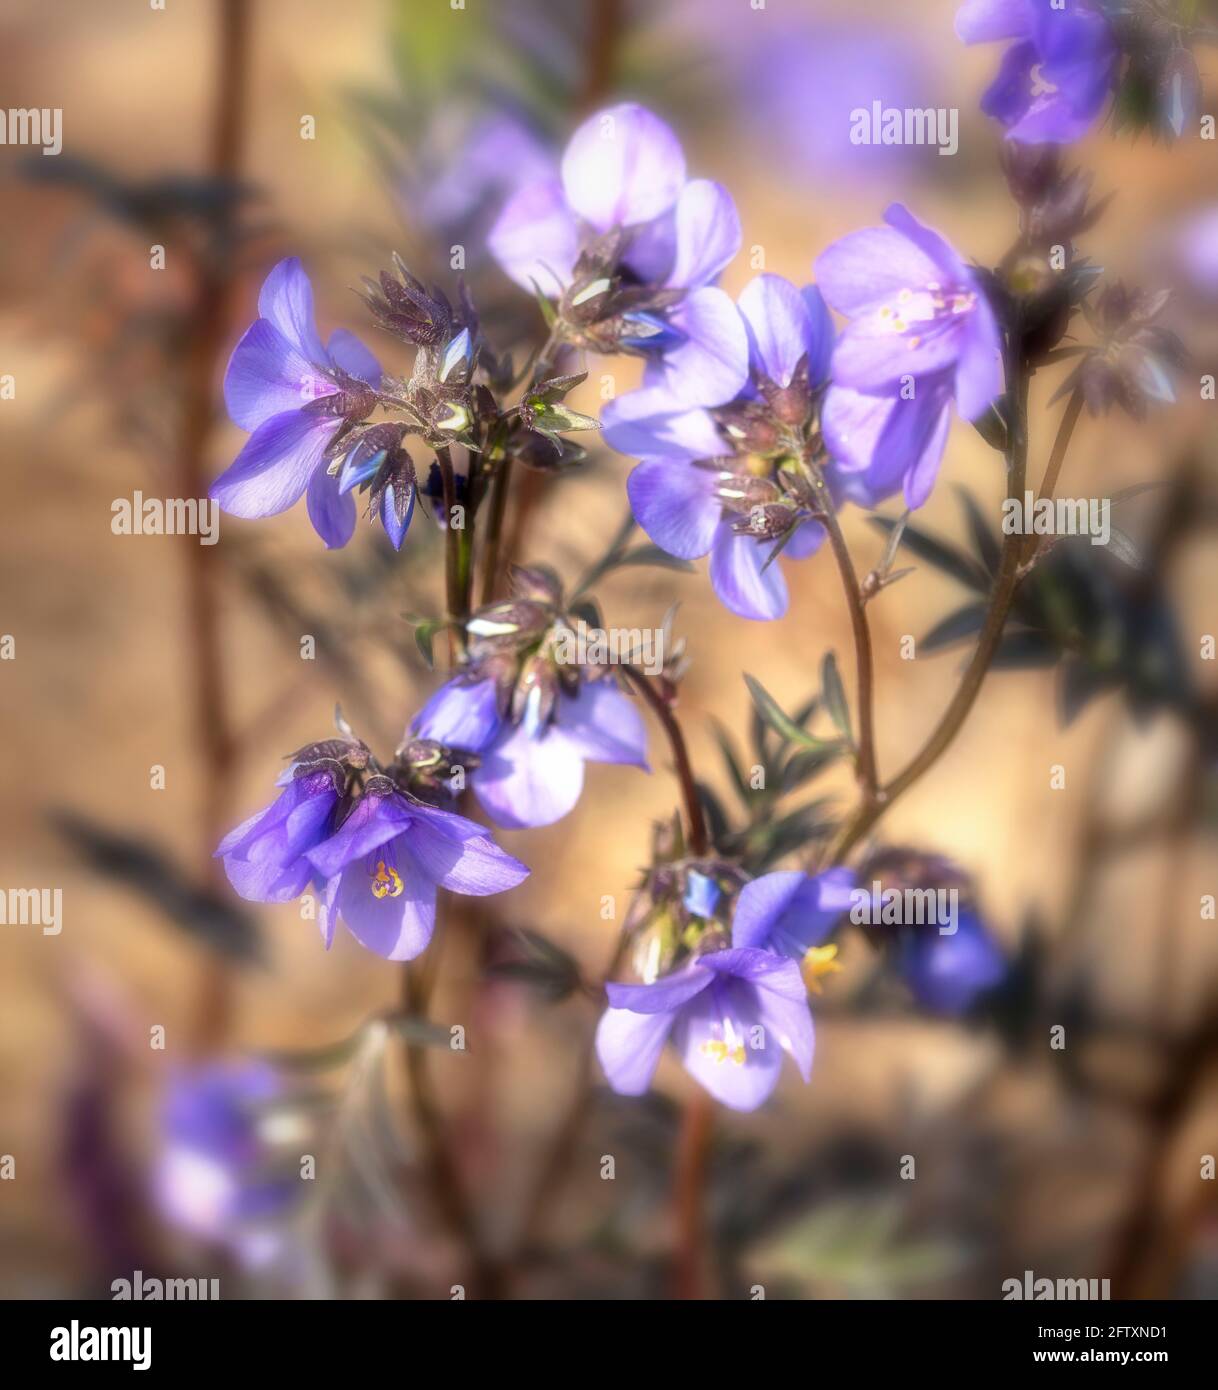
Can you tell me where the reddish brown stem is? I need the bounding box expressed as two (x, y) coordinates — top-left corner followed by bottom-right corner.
(184, 0), (251, 1051)
(672, 1092), (714, 1299)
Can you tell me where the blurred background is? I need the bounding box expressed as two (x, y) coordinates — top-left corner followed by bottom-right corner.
(0, 0), (1215, 1299)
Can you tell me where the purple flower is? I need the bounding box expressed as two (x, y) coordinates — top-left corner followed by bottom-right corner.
(899, 909), (1007, 1015)
(596, 869), (843, 1111)
(488, 102), (746, 406)
(211, 258), (382, 548)
(154, 1061), (297, 1263)
(956, 0), (1118, 144)
(218, 767), (529, 962)
(816, 203), (1003, 509)
(215, 768), (341, 903)
(1173, 205), (1218, 301)
(603, 274), (837, 621)
(733, 866), (857, 963)
(413, 674), (648, 830)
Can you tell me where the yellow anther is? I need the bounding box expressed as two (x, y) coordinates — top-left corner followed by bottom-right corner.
(802, 943), (843, 995)
(700, 1039), (747, 1066)
(370, 860), (404, 900)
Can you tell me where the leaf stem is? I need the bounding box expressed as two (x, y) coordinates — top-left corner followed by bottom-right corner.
(827, 335), (1047, 864)
(813, 470), (879, 800)
(624, 669), (709, 856)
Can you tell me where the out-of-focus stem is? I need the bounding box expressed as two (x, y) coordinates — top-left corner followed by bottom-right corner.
(184, 0), (251, 1051)
(400, 947), (501, 1298)
(1021, 387), (1084, 565)
(672, 1091), (714, 1299)
(624, 669), (709, 856)
(827, 338), (1036, 864)
(511, 930), (631, 1262)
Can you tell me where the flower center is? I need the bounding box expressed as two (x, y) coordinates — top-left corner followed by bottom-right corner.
(1029, 63), (1058, 98)
(876, 284), (976, 350)
(700, 1014), (747, 1066)
(370, 859), (404, 899)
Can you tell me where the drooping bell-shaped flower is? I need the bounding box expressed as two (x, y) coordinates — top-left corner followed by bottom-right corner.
(212, 258), (382, 548)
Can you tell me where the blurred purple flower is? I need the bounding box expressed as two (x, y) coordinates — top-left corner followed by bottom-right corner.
(735, 866), (857, 963)
(816, 202), (1003, 509)
(217, 768), (529, 962)
(596, 870), (836, 1111)
(211, 258), (382, 548)
(1173, 205), (1218, 300)
(900, 909), (1007, 1015)
(413, 109), (556, 244)
(413, 674), (648, 830)
(604, 274), (838, 621)
(154, 1061), (296, 1264)
(956, 0), (1118, 144)
(489, 102), (746, 406)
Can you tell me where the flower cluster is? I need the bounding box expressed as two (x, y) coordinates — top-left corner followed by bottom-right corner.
(205, 77), (1179, 1133)
(217, 724), (528, 960)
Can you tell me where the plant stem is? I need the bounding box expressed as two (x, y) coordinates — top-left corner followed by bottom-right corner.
(814, 475), (879, 800)
(624, 669), (709, 856)
(827, 336), (1040, 864)
(184, 0), (249, 1051)
(510, 930), (631, 1262)
(1021, 386), (1084, 565)
(672, 1091), (714, 1299)
(400, 947), (501, 1297)
(479, 455), (512, 605)
(437, 447), (468, 662)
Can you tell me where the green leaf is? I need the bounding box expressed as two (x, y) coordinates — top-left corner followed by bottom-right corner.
(744, 674), (842, 753)
(921, 602), (988, 653)
(528, 279), (557, 328)
(971, 397), (1008, 452)
(530, 400), (600, 432)
(878, 509), (910, 579)
(612, 544), (695, 574)
(710, 719), (753, 808)
(485, 929), (583, 1002)
(821, 652), (853, 746)
(954, 486), (1001, 575)
(869, 516), (991, 593)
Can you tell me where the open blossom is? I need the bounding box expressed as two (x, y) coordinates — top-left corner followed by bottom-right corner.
(217, 752), (529, 961)
(816, 203), (1003, 509)
(956, 0), (1118, 144)
(900, 909), (1007, 1015)
(154, 1062), (298, 1264)
(489, 102), (747, 406)
(596, 868), (853, 1111)
(413, 673), (648, 830)
(212, 258), (382, 548)
(603, 274), (838, 621)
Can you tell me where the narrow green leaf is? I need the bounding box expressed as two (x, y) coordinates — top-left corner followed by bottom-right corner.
(821, 652), (853, 746)
(744, 674), (842, 752)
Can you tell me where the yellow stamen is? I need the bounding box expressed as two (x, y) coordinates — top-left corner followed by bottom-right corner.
(370, 860), (404, 900)
(700, 1039), (747, 1066)
(802, 943), (843, 995)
